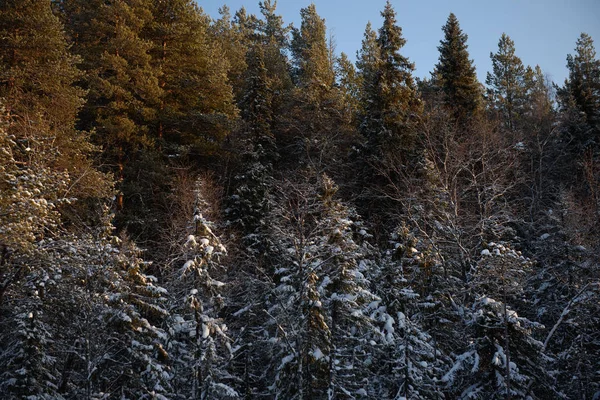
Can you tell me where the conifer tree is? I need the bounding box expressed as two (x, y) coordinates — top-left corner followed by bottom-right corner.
(557, 33), (600, 150)
(443, 243), (556, 399)
(228, 45), (277, 251)
(283, 4), (353, 174)
(435, 13), (482, 122)
(145, 0), (236, 152)
(356, 21), (380, 121)
(266, 174), (380, 399)
(486, 33), (529, 132)
(60, 0), (162, 178)
(290, 4), (334, 90)
(0, 0), (110, 202)
(0, 0), (81, 143)
(336, 52), (361, 117)
(1, 108), (170, 397)
(359, 1), (422, 162)
(212, 6), (251, 102)
(166, 178), (236, 399)
(317, 176), (380, 398)
(257, 0), (293, 105)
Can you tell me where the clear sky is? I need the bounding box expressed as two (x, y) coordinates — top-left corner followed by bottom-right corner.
(201, 0), (600, 85)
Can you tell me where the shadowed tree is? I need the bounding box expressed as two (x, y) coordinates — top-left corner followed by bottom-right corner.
(486, 34), (529, 132)
(434, 13), (483, 123)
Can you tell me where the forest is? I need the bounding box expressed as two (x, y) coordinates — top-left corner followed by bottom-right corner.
(0, 0), (599, 399)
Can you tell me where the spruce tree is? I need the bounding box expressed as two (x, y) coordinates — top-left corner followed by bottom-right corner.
(257, 0), (293, 104)
(211, 6), (251, 102)
(360, 1), (422, 161)
(283, 4), (353, 174)
(354, 2), (422, 224)
(356, 21), (380, 124)
(229, 45), (277, 249)
(336, 52), (361, 117)
(166, 178), (236, 399)
(266, 174), (380, 399)
(557, 33), (600, 150)
(435, 13), (482, 122)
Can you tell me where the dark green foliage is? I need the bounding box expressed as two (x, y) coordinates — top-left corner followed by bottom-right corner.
(1, 3), (600, 399)
(257, 0), (293, 106)
(336, 52), (361, 118)
(228, 45), (277, 250)
(281, 4), (356, 177)
(359, 2), (422, 161)
(290, 4), (334, 89)
(435, 13), (483, 122)
(557, 33), (600, 151)
(486, 34), (529, 131)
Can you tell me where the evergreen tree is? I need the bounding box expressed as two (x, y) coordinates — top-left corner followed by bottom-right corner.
(1, 115), (170, 397)
(356, 21), (380, 122)
(282, 4), (354, 175)
(256, 0), (293, 106)
(359, 1), (422, 162)
(266, 174), (380, 399)
(166, 178), (236, 399)
(557, 33), (600, 151)
(367, 225), (446, 399)
(290, 4), (334, 90)
(434, 13), (482, 122)
(486, 33), (529, 132)
(145, 0), (236, 151)
(211, 6), (251, 102)
(228, 45), (277, 251)
(354, 2), (423, 224)
(336, 52), (361, 118)
(0, 0), (110, 203)
(443, 243), (556, 399)
(60, 0), (162, 180)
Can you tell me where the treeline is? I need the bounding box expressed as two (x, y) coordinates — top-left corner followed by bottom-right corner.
(0, 0), (599, 398)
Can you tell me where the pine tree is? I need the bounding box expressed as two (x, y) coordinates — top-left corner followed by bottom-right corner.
(317, 176), (380, 398)
(145, 0), (232, 148)
(336, 52), (361, 118)
(211, 6), (251, 102)
(265, 174), (381, 399)
(61, 0), (162, 179)
(257, 0), (293, 106)
(434, 13), (482, 122)
(0, 0), (81, 146)
(354, 2), (423, 224)
(367, 225), (445, 399)
(443, 242), (555, 399)
(290, 4), (334, 90)
(486, 33), (529, 132)
(356, 21), (380, 126)
(282, 4), (353, 174)
(0, 0), (110, 202)
(1, 117), (170, 397)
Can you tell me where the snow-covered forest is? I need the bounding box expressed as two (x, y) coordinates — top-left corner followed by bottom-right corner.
(0, 0), (599, 399)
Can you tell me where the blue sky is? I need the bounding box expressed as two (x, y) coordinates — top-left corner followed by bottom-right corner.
(201, 0), (600, 85)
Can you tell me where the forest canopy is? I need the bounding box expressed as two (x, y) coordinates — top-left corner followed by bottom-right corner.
(0, 1), (599, 399)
